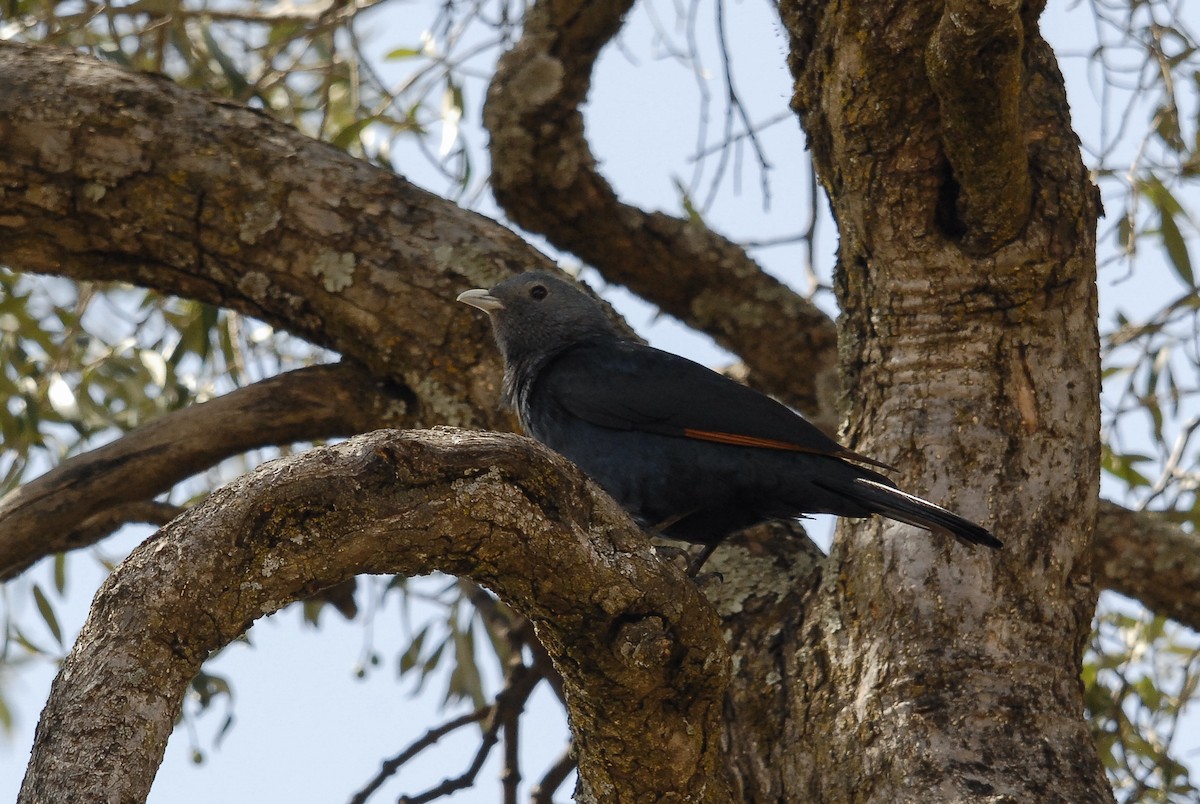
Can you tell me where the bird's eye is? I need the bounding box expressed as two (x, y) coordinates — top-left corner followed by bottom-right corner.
(529, 284), (548, 300)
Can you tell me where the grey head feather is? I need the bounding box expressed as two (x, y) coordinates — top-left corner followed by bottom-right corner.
(458, 272), (620, 422)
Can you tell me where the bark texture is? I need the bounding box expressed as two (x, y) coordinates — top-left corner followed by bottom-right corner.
(0, 41), (529, 437)
(703, 523), (823, 802)
(1095, 501), (1200, 632)
(780, 0), (1110, 799)
(926, 0), (1032, 252)
(18, 430), (733, 804)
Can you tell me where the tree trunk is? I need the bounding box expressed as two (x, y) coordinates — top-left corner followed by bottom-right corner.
(773, 0), (1111, 799)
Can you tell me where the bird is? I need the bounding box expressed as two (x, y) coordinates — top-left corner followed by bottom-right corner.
(458, 271), (1000, 571)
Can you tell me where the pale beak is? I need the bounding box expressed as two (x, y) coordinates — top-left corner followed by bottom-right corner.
(456, 288), (505, 313)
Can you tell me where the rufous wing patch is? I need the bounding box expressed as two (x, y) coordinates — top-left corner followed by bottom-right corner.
(682, 428), (895, 471)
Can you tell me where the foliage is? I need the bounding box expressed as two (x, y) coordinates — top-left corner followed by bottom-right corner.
(1086, 607), (1200, 802)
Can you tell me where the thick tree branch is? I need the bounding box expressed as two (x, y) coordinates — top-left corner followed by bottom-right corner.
(18, 429), (733, 804)
(483, 0), (840, 427)
(0, 41), (537, 435)
(925, 0), (1032, 252)
(0, 362), (407, 580)
(1095, 501), (1200, 633)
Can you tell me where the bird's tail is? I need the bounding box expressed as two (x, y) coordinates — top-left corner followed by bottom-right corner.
(846, 478), (1002, 549)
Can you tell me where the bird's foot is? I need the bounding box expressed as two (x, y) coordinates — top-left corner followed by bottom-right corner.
(684, 542), (721, 577)
(692, 570), (725, 590)
(651, 544), (692, 573)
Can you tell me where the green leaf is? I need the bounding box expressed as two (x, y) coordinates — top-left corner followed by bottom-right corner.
(332, 116), (378, 151)
(1159, 205), (1194, 287)
(412, 638), (447, 695)
(53, 552), (66, 595)
(1117, 214), (1134, 254)
(478, 608), (513, 673)
(301, 598), (324, 626)
(1142, 175), (1187, 218)
(201, 26), (249, 98)
(1153, 104), (1185, 152)
(31, 584), (63, 647)
(1100, 447), (1154, 488)
(384, 47), (422, 60)
(398, 626), (429, 677)
(672, 176), (704, 224)
(446, 620), (485, 709)
(190, 671), (232, 710)
(10, 624), (51, 656)
(214, 713), (236, 748)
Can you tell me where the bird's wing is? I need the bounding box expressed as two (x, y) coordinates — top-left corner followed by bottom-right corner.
(539, 341), (893, 470)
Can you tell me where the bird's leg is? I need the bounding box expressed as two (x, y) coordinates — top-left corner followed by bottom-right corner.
(644, 510), (724, 578)
(646, 510), (693, 535)
(650, 543), (692, 572)
(685, 542), (721, 577)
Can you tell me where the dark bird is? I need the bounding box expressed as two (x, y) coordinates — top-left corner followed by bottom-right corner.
(458, 272), (1000, 569)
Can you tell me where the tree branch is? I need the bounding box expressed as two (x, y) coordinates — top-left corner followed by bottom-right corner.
(0, 41), (538, 436)
(925, 0), (1032, 252)
(1094, 501), (1200, 633)
(530, 746), (577, 804)
(482, 0), (840, 427)
(0, 362), (406, 580)
(17, 429), (733, 803)
(349, 707), (490, 804)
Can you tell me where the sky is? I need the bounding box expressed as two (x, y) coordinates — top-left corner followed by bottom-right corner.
(3, 0), (1200, 801)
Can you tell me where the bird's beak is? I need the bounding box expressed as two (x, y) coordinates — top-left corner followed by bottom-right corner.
(456, 288), (505, 313)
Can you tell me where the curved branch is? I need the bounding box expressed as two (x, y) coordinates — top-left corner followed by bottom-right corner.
(482, 0), (840, 426)
(0, 42), (539, 435)
(0, 362), (406, 580)
(18, 429), (733, 803)
(1095, 501), (1200, 633)
(926, 0), (1032, 252)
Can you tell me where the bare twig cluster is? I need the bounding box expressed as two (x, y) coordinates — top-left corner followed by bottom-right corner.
(350, 586), (574, 803)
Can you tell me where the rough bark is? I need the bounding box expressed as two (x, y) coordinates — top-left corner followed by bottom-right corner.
(0, 362), (406, 579)
(702, 523), (823, 802)
(926, 0), (1032, 252)
(483, 0), (841, 429)
(18, 429), (733, 804)
(0, 41), (530, 436)
(782, 0), (1110, 800)
(1095, 501), (1200, 633)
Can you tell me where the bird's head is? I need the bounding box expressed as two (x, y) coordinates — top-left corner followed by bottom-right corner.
(457, 272), (618, 366)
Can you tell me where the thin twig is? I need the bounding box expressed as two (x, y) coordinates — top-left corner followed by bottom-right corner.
(349, 647), (544, 804)
(701, 0), (771, 212)
(347, 708), (490, 804)
(501, 689), (520, 804)
(530, 745), (577, 804)
(398, 662), (540, 804)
